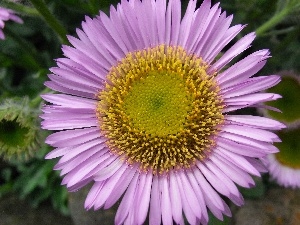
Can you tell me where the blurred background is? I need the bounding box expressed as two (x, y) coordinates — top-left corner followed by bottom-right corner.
(0, 0), (299, 224)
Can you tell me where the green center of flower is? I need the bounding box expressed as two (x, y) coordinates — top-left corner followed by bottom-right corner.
(97, 45), (224, 173)
(275, 127), (300, 169)
(123, 71), (190, 136)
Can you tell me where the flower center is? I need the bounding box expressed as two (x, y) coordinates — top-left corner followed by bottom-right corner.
(97, 45), (224, 173)
(275, 127), (300, 169)
(123, 70), (190, 136)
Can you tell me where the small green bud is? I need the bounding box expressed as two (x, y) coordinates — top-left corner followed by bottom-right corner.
(0, 97), (41, 161)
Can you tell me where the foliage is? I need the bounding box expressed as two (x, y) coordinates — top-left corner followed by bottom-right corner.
(1, 146), (69, 215)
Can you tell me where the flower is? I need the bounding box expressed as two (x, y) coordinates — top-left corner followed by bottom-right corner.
(261, 72), (300, 128)
(264, 126), (300, 189)
(266, 155), (300, 189)
(0, 7), (23, 40)
(41, 0), (285, 224)
(260, 72), (300, 189)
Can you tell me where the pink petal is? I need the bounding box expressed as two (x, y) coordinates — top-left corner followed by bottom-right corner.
(176, 173), (198, 225)
(185, 0), (211, 52)
(84, 182), (105, 209)
(216, 136), (268, 157)
(45, 127), (101, 147)
(216, 49), (270, 86)
(160, 175), (173, 225)
(104, 166), (137, 209)
(45, 81), (96, 99)
(94, 159), (125, 182)
(149, 175), (162, 225)
(225, 115), (285, 130)
(222, 75), (280, 98)
(169, 171), (183, 224)
(135, 172), (153, 225)
(221, 125), (280, 142)
(193, 168), (226, 220)
(45, 146), (72, 159)
(115, 173), (139, 225)
(215, 148), (261, 176)
(210, 153), (255, 188)
(93, 162), (128, 209)
(210, 32), (256, 72)
(186, 170), (208, 224)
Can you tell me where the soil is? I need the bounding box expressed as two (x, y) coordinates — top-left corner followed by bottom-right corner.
(0, 194), (73, 225)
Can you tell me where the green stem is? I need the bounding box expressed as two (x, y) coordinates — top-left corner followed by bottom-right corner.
(264, 26), (296, 36)
(256, 7), (291, 36)
(29, 0), (68, 44)
(1, 1), (39, 16)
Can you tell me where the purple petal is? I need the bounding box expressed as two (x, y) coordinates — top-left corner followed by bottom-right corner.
(210, 152), (255, 188)
(216, 49), (270, 86)
(169, 171), (183, 224)
(225, 115), (285, 130)
(45, 81), (96, 99)
(222, 75), (280, 98)
(115, 172), (139, 225)
(135, 172), (153, 225)
(45, 127), (100, 147)
(160, 175), (173, 225)
(218, 132), (279, 154)
(149, 175), (162, 225)
(41, 118), (98, 130)
(45, 146), (72, 159)
(221, 124), (280, 142)
(93, 162), (128, 209)
(186, 170), (208, 223)
(176, 173), (198, 225)
(104, 166), (137, 209)
(210, 32), (256, 72)
(178, 0), (196, 47)
(216, 136), (268, 157)
(193, 168), (226, 220)
(194, 4), (222, 57)
(185, 0), (211, 52)
(215, 148), (261, 176)
(84, 182), (104, 210)
(94, 159), (125, 182)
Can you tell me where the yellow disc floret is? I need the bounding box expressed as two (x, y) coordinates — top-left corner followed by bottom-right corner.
(97, 45), (224, 174)
(124, 71), (190, 136)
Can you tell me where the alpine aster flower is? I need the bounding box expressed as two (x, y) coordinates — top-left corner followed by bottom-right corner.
(0, 7), (23, 40)
(266, 148), (300, 189)
(264, 127), (300, 188)
(262, 73), (300, 189)
(262, 72), (300, 128)
(42, 0), (285, 224)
